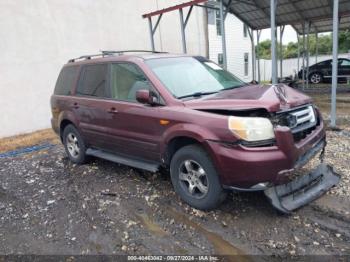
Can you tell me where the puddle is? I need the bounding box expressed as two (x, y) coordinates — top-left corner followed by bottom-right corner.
(136, 213), (168, 237)
(166, 208), (249, 259)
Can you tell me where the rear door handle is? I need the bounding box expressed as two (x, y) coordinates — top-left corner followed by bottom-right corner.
(107, 107), (118, 114)
(72, 102), (79, 109)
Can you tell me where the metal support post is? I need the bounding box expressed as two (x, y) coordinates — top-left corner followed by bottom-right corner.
(306, 21), (311, 89)
(302, 23), (306, 89)
(279, 25), (285, 79)
(219, 0), (227, 69)
(270, 0), (278, 84)
(179, 8), (187, 53)
(297, 33), (300, 75)
(147, 14), (163, 51)
(331, 0), (339, 127)
(148, 17), (155, 51)
(315, 32), (319, 64)
(256, 30), (262, 82)
(248, 28), (256, 80)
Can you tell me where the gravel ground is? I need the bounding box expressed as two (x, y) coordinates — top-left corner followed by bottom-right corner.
(0, 128), (349, 257)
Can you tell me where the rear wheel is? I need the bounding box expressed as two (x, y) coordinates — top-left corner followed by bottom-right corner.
(62, 124), (87, 164)
(170, 145), (226, 210)
(309, 72), (323, 84)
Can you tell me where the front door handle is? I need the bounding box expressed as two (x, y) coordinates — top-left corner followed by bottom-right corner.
(107, 107), (118, 114)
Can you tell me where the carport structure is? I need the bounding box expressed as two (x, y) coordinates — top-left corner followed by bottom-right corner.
(142, 0), (350, 127)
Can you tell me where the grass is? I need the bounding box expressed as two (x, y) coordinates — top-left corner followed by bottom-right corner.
(0, 129), (59, 153)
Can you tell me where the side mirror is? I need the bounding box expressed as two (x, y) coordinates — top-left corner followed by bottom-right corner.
(136, 89), (158, 105)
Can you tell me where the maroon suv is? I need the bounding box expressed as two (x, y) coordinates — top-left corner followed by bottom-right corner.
(51, 51), (339, 213)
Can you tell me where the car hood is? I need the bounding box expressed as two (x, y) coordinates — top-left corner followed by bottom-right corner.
(183, 84), (312, 113)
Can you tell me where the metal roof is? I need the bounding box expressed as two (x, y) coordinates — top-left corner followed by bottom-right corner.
(224, 0), (350, 34)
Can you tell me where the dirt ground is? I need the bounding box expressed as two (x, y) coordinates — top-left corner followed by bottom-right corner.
(0, 94), (349, 257)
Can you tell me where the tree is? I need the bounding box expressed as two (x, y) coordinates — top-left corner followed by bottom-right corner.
(255, 30), (350, 60)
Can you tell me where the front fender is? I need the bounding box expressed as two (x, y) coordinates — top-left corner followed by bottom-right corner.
(160, 123), (222, 162)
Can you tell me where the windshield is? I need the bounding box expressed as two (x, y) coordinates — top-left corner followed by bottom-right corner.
(145, 57), (246, 99)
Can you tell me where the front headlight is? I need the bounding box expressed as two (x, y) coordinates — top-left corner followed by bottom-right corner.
(228, 116), (275, 142)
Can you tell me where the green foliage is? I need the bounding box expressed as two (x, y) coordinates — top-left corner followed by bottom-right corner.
(255, 30), (350, 59)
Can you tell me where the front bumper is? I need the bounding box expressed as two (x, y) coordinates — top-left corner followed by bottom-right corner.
(264, 163), (340, 214)
(205, 118), (326, 188)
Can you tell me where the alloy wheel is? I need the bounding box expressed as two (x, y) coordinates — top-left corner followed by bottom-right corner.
(178, 160), (209, 199)
(310, 73), (321, 84)
(66, 133), (80, 158)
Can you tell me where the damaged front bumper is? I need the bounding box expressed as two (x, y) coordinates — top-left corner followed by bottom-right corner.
(264, 139), (340, 214)
(264, 163), (340, 214)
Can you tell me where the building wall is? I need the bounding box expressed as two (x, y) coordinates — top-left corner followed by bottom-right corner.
(0, 0), (207, 138)
(207, 9), (252, 82)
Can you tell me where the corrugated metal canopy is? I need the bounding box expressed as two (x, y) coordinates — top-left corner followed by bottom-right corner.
(224, 0), (350, 34)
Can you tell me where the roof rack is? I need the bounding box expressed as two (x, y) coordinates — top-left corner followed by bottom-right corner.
(68, 50), (167, 63)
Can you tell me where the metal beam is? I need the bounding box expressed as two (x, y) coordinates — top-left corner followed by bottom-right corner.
(247, 27), (256, 80)
(302, 23), (306, 89)
(279, 25), (285, 79)
(256, 30), (262, 82)
(297, 33), (300, 74)
(179, 8), (187, 53)
(271, 0), (278, 84)
(224, 0), (233, 19)
(142, 0), (206, 18)
(331, 0), (339, 128)
(315, 32), (319, 64)
(184, 5), (194, 27)
(148, 17), (155, 51)
(305, 21), (311, 89)
(219, 0), (227, 69)
(152, 14), (163, 34)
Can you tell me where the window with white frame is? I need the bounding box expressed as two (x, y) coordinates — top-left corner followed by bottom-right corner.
(244, 53), (249, 76)
(215, 11), (221, 36)
(218, 53), (223, 66)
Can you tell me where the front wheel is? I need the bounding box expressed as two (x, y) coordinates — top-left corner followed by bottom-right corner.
(170, 145), (226, 210)
(309, 72), (323, 84)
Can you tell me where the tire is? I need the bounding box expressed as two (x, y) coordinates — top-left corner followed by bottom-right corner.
(62, 124), (87, 164)
(170, 144), (226, 210)
(309, 72), (323, 84)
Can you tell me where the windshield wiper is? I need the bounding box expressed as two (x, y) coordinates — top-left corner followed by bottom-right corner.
(177, 91), (218, 99)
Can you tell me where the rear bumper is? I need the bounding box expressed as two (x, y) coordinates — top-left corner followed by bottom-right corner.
(205, 119), (326, 188)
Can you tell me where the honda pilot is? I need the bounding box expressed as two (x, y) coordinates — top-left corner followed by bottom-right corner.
(51, 51), (339, 213)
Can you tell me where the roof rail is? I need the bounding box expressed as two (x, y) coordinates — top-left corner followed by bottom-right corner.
(101, 50), (167, 55)
(68, 50), (167, 63)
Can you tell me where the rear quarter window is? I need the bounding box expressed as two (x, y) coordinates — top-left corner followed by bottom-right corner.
(54, 66), (79, 95)
(76, 64), (108, 98)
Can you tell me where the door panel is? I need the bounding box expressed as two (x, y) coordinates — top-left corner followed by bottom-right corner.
(73, 63), (113, 149)
(110, 102), (162, 161)
(339, 59), (350, 77)
(72, 97), (120, 150)
(105, 62), (164, 162)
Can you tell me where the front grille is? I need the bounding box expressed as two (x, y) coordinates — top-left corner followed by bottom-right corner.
(275, 105), (318, 142)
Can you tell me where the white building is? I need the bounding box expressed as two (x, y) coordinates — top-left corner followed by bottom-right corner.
(207, 9), (252, 82)
(0, 0), (207, 138)
(0, 0), (251, 138)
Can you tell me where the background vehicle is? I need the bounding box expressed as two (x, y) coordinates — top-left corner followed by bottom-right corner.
(298, 58), (350, 84)
(51, 51), (339, 213)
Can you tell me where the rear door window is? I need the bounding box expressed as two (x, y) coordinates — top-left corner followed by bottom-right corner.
(54, 66), (79, 95)
(77, 64), (109, 98)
